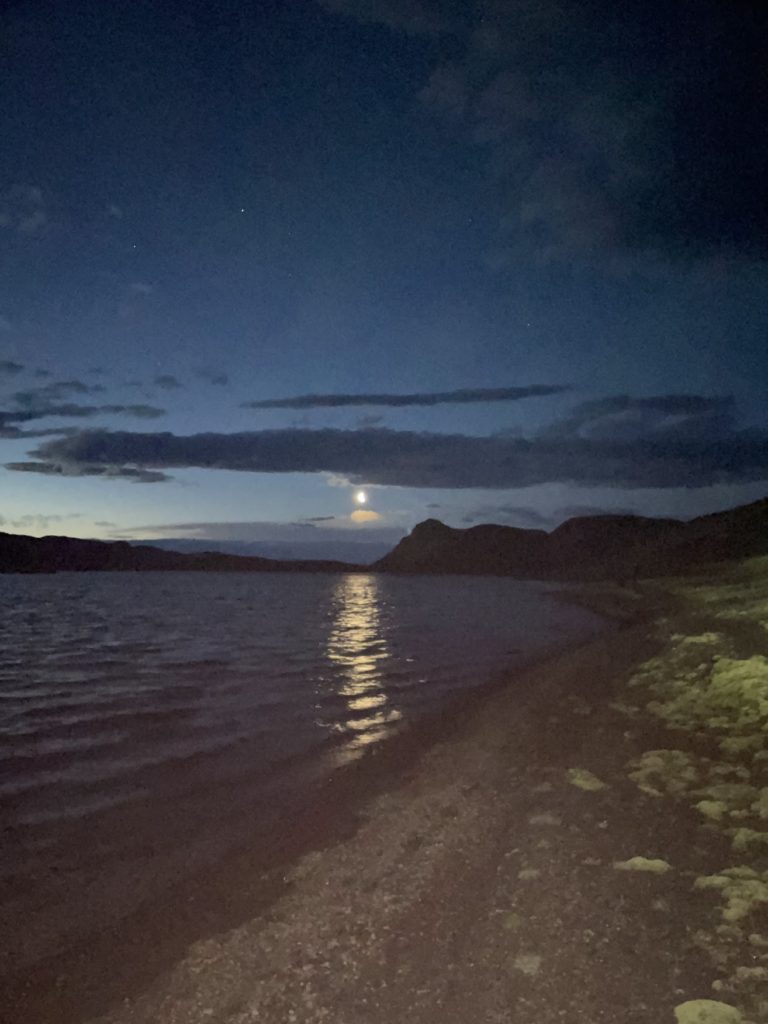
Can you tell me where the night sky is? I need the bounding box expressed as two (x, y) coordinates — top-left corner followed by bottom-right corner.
(1, 0), (766, 562)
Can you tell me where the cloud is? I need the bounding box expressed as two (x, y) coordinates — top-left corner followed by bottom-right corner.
(11, 393), (768, 490)
(1, 512), (83, 533)
(0, 360), (24, 375)
(197, 369), (229, 386)
(542, 394), (736, 442)
(301, 515), (338, 522)
(0, 425), (76, 440)
(116, 519), (405, 544)
(0, 402), (166, 430)
(326, 1), (768, 264)
(461, 504), (552, 528)
(124, 521), (316, 539)
(154, 375), (181, 390)
(129, 282), (154, 295)
(244, 384), (569, 410)
(553, 504), (638, 522)
(351, 508), (383, 523)
(5, 460), (170, 483)
(12, 380), (107, 406)
(0, 316), (13, 333)
(0, 184), (47, 235)
(111, 404), (166, 419)
(459, 501), (642, 528)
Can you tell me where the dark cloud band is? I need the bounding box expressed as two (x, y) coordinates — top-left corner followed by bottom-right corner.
(6, 459), (169, 483)
(244, 385), (569, 410)
(0, 403), (165, 429)
(10, 417), (768, 489)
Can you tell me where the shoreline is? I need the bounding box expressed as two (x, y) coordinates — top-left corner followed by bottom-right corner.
(1, 585), (614, 1024)
(89, 604), (675, 1024)
(89, 564), (768, 1023)
(9, 567), (766, 1023)
(1, 590), (612, 1024)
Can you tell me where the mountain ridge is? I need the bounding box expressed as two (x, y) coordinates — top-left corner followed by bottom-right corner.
(374, 498), (768, 579)
(2, 496), (767, 578)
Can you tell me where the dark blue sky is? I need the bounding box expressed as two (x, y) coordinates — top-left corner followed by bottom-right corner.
(1, 0), (766, 560)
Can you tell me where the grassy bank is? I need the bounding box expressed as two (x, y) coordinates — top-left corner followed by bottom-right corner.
(612, 559), (768, 1023)
(83, 560), (767, 1024)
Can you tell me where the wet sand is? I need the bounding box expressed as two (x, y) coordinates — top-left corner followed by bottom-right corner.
(6, 576), (766, 1023)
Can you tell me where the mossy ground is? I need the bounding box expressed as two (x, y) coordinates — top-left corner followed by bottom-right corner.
(614, 565), (768, 1022)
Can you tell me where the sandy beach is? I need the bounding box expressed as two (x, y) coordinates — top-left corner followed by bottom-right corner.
(6, 564), (768, 1024)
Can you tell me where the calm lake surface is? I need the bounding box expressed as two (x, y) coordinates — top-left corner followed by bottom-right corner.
(0, 571), (603, 978)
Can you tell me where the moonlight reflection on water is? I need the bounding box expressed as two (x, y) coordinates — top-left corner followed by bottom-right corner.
(326, 574), (402, 764)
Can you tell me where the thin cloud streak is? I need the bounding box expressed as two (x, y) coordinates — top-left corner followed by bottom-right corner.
(154, 375), (182, 390)
(244, 384), (570, 410)
(13, 380), (107, 405)
(6, 460), (170, 483)
(0, 403), (166, 429)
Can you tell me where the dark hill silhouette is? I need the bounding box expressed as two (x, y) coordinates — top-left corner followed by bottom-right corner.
(3, 496), (767, 578)
(370, 519), (551, 577)
(0, 532), (361, 575)
(375, 498), (768, 580)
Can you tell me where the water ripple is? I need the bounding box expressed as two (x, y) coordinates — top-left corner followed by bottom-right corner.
(0, 571), (602, 875)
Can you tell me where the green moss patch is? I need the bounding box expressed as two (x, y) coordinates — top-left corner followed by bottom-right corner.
(566, 767), (608, 792)
(728, 828), (768, 853)
(673, 999), (743, 1024)
(632, 639), (768, 741)
(627, 749), (699, 797)
(694, 867), (768, 923)
(613, 856), (673, 874)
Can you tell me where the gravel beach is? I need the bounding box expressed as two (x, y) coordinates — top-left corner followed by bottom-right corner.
(7, 566), (768, 1024)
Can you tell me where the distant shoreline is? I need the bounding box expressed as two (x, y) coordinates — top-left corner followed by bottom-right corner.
(0, 530), (364, 575)
(4, 494), (768, 580)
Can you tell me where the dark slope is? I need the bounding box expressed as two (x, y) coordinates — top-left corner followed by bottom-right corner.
(371, 519), (551, 576)
(0, 532), (361, 575)
(375, 498), (768, 579)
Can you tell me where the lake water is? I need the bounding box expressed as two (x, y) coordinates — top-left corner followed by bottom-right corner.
(0, 571), (603, 991)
